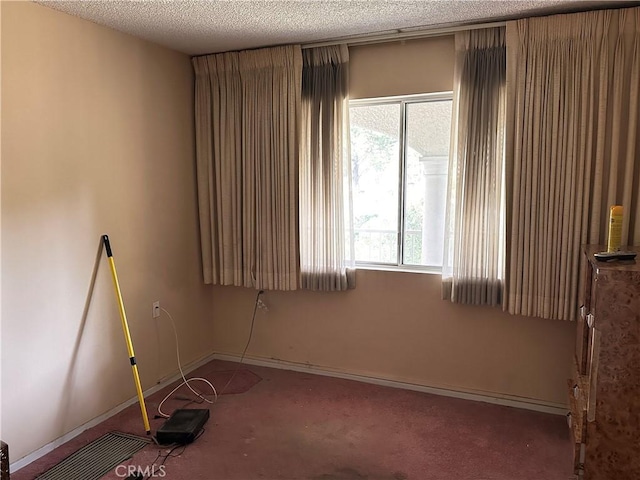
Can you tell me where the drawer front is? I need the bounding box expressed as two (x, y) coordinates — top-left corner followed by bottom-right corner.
(575, 307), (590, 375)
(567, 361), (587, 477)
(570, 356), (589, 409)
(570, 441), (585, 478)
(567, 379), (586, 443)
(0, 441), (8, 480)
(586, 327), (601, 422)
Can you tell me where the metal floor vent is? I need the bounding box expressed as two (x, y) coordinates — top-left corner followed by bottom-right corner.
(36, 432), (150, 480)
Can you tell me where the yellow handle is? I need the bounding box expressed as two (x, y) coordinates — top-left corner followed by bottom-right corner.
(105, 243), (151, 434)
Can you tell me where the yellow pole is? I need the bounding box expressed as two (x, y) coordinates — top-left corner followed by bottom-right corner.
(102, 235), (151, 434)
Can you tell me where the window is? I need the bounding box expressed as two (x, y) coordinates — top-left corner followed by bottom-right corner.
(349, 93), (452, 270)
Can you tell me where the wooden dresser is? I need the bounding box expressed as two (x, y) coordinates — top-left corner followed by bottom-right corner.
(568, 245), (640, 479)
(0, 441), (8, 480)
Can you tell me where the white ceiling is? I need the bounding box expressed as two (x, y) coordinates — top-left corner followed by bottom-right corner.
(37, 0), (637, 56)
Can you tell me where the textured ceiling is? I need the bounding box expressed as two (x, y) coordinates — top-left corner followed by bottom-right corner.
(37, 0), (636, 56)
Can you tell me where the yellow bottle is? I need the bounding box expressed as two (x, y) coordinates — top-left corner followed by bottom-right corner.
(607, 205), (623, 252)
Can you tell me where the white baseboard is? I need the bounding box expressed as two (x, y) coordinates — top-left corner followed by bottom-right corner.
(213, 352), (569, 416)
(11, 349), (567, 472)
(9, 351), (218, 473)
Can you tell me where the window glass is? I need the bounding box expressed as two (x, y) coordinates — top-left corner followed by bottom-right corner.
(403, 100), (451, 267)
(350, 103), (400, 264)
(349, 95), (452, 270)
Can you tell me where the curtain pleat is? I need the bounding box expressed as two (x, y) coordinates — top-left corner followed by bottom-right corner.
(442, 27), (506, 306)
(193, 46), (302, 290)
(506, 7), (640, 320)
(299, 45), (355, 291)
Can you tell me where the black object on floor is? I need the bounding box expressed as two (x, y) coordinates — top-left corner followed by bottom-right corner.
(156, 409), (210, 445)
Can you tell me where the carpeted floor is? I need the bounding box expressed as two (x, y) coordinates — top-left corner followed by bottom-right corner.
(13, 360), (574, 480)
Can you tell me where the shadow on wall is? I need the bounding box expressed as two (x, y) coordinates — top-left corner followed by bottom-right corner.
(57, 238), (104, 435)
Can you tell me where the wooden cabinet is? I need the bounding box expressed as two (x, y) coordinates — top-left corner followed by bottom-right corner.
(0, 441), (8, 480)
(568, 245), (640, 479)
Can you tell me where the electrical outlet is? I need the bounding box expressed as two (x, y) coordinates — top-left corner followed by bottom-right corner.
(152, 301), (161, 318)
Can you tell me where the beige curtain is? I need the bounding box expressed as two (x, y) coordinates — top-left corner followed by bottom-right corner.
(442, 27), (506, 306)
(506, 7), (640, 320)
(192, 45), (302, 290)
(300, 45), (355, 290)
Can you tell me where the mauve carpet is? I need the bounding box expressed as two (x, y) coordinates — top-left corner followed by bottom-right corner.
(13, 360), (574, 480)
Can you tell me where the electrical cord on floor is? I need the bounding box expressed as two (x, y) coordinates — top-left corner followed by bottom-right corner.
(219, 289), (263, 395)
(138, 439), (194, 480)
(137, 291), (261, 479)
(156, 307), (218, 419)
(154, 290), (262, 416)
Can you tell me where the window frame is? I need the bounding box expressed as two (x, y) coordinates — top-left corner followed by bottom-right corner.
(349, 91), (453, 273)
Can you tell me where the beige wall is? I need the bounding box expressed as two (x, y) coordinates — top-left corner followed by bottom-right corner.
(212, 272), (574, 407)
(1, 2), (213, 461)
(211, 35), (575, 408)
